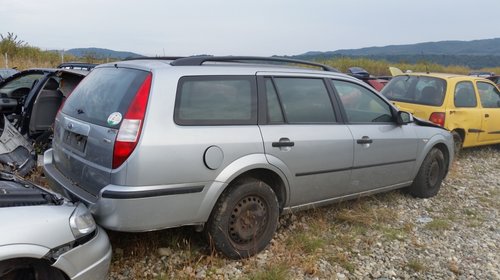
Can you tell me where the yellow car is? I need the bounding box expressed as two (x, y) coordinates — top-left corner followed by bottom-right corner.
(381, 72), (500, 152)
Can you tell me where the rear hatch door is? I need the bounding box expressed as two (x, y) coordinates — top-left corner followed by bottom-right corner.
(52, 67), (150, 197)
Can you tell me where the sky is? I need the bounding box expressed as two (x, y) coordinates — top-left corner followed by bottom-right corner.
(1, 0), (500, 57)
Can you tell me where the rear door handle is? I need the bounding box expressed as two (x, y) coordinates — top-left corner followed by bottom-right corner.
(272, 141), (295, 147)
(485, 113), (489, 118)
(272, 137), (294, 148)
(357, 136), (373, 144)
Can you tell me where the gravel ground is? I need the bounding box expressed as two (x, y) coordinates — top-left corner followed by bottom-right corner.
(108, 147), (499, 280)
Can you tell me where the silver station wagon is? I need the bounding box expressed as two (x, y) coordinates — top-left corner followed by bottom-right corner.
(44, 56), (454, 259)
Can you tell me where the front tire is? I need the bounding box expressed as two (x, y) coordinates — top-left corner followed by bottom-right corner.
(0, 259), (66, 280)
(206, 179), (279, 259)
(408, 148), (446, 198)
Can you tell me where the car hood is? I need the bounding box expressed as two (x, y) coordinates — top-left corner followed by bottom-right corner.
(0, 171), (64, 207)
(414, 116), (448, 130)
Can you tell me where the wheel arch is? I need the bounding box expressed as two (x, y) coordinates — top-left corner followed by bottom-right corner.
(413, 133), (453, 179)
(451, 128), (465, 142)
(0, 244), (50, 262)
(197, 154), (290, 223)
(226, 168), (288, 211)
(433, 142), (451, 177)
(0, 257), (67, 279)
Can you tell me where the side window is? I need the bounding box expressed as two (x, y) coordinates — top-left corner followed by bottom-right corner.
(332, 80), (394, 123)
(454, 82), (477, 108)
(265, 78), (284, 123)
(272, 77), (336, 123)
(477, 82), (500, 108)
(174, 76), (257, 125)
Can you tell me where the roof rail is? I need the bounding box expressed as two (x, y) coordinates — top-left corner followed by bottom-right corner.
(124, 56), (185, 61)
(57, 62), (97, 70)
(170, 56), (339, 72)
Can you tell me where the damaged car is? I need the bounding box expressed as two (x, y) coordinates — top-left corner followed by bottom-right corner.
(0, 68), (19, 82)
(347, 67), (390, 91)
(0, 171), (111, 279)
(0, 66), (93, 174)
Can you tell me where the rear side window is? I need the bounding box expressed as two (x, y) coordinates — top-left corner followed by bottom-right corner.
(271, 77), (336, 123)
(381, 76), (446, 106)
(454, 82), (477, 108)
(62, 67), (149, 128)
(174, 76), (257, 125)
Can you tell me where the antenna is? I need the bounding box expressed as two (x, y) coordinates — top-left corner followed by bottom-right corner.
(421, 51), (429, 74)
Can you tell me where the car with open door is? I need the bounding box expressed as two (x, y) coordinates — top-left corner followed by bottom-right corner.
(0, 65), (94, 174)
(0, 68), (18, 82)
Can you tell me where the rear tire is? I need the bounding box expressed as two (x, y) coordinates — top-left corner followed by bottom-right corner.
(451, 131), (463, 156)
(206, 179), (279, 259)
(408, 148), (446, 198)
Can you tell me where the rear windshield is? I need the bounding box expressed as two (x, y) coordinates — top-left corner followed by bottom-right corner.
(62, 67), (149, 128)
(381, 75), (447, 106)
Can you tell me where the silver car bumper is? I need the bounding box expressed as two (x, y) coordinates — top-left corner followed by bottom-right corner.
(52, 227), (112, 280)
(44, 149), (219, 232)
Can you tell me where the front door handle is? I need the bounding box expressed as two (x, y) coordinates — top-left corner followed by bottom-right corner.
(357, 136), (373, 144)
(485, 113), (490, 118)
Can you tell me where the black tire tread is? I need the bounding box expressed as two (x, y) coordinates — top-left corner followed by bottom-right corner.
(409, 148), (446, 198)
(206, 178), (279, 259)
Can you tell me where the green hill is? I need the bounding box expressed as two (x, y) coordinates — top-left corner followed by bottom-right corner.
(66, 47), (144, 60)
(294, 38), (500, 68)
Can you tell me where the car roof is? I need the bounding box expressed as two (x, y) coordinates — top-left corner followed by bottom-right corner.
(98, 57), (358, 81)
(395, 72), (493, 82)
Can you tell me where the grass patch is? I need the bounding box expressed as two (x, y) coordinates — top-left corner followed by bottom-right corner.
(329, 253), (356, 273)
(424, 219), (451, 231)
(407, 259), (425, 272)
(286, 232), (325, 254)
(382, 227), (407, 241)
(334, 201), (398, 228)
(247, 263), (289, 280)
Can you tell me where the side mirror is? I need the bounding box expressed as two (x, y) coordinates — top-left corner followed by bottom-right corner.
(397, 111), (413, 125)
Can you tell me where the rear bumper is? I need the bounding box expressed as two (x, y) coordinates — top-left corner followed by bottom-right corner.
(43, 149), (220, 232)
(53, 227), (111, 280)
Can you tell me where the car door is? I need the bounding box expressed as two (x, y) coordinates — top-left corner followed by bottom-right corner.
(258, 75), (354, 206)
(331, 79), (418, 192)
(450, 81), (483, 147)
(476, 81), (500, 144)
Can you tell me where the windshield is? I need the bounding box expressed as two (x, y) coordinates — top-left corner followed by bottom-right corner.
(381, 75), (447, 106)
(0, 73), (44, 95)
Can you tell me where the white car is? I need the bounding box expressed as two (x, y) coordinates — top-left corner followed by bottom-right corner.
(0, 171), (111, 280)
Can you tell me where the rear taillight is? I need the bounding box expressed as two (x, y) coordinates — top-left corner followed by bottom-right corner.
(429, 112), (445, 127)
(112, 73), (152, 169)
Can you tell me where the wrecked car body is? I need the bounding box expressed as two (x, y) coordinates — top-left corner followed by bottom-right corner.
(0, 67), (91, 175)
(0, 170), (112, 279)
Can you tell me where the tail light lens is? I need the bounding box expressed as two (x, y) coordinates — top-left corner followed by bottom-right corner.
(112, 73), (152, 169)
(429, 112), (445, 127)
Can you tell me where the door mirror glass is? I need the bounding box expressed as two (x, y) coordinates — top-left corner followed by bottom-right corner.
(398, 111), (413, 124)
